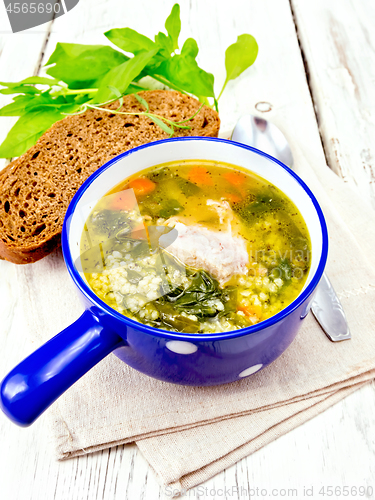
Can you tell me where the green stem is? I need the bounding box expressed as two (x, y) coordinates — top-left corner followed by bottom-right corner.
(173, 103), (204, 124)
(216, 80), (227, 102)
(64, 88), (98, 95)
(85, 105), (192, 130)
(214, 98), (219, 113)
(66, 89), (207, 135)
(148, 74), (188, 95)
(143, 112), (190, 129)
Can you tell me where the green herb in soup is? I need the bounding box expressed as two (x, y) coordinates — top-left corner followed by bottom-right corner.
(80, 160), (311, 334)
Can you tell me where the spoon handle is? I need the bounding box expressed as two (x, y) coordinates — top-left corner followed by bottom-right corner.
(311, 273), (351, 341)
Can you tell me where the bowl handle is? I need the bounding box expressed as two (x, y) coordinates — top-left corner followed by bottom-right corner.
(0, 310), (124, 426)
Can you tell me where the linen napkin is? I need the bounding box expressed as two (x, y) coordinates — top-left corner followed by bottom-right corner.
(14, 145), (375, 493)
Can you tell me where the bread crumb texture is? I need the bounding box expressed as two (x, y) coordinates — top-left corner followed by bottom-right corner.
(0, 91), (220, 264)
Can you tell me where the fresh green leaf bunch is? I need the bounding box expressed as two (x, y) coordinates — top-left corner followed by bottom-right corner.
(0, 4), (258, 159)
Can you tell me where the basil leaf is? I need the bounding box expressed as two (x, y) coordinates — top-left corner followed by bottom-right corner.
(0, 86), (39, 95)
(0, 108), (65, 158)
(157, 53), (215, 97)
(0, 7), (259, 157)
(123, 82), (149, 94)
(0, 76), (58, 87)
(104, 28), (156, 54)
(219, 34), (258, 97)
(0, 93), (80, 118)
(154, 32), (174, 57)
(93, 49), (158, 103)
(0, 95), (36, 116)
(165, 3), (181, 52)
(181, 38), (198, 58)
(25, 93), (71, 109)
(146, 36), (214, 97)
(46, 43), (128, 87)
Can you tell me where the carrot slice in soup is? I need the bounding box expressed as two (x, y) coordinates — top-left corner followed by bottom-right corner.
(224, 193), (242, 204)
(224, 171), (248, 186)
(108, 191), (136, 211)
(129, 177), (156, 196)
(131, 222), (148, 240)
(188, 166), (214, 186)
(238, 304), (263, 320)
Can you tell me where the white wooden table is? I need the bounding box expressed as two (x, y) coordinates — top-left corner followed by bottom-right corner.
(1, 1), (374, 498)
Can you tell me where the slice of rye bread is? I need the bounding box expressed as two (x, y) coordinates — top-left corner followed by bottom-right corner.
(0, 90), (220, 264)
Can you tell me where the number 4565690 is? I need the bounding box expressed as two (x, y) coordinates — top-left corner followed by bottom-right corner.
(6, 3), (62, 14)
(319, 486), (373, 496)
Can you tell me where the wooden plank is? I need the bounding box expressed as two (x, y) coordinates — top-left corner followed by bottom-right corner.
(0, 20), (52, 171)
(0, 0), (374, 499)
(290, 0), (375, 209)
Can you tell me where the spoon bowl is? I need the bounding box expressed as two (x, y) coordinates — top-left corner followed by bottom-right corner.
(231, 115), (293, 167)
(231, 114), (351, 342)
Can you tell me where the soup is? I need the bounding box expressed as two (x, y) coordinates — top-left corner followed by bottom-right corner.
(80, 160), (311, 333)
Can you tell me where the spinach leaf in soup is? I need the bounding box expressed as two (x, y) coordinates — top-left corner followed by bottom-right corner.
(233, 188), (286, 224)
(158, 307), (201, 334)
(270, 258), (292, 284)
(90, 209), (131, 239)
(159, 199), (184, 218)
(126, 269), (144, 284)
(128, 240), (150, 260)
(147, 167), (171, 183)
(177, 177), (201, 197)
(157, 269), (237, 321)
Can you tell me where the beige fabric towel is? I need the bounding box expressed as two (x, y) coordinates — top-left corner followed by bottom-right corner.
(16, 148), (375, 493)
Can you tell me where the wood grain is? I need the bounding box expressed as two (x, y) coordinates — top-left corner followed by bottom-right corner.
(290, 0), (375, 209)
(0, 0), (374, 498)
(0, 16), (52, 171)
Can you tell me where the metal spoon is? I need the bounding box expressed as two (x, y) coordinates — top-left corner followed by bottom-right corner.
(231, 115), (351, 342)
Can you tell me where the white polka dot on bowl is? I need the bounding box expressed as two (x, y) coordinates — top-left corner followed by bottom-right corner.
(166, 341), (198, 355)
(238, 364), (263, 378)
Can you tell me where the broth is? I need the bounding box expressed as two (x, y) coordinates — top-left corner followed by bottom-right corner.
(80, 160), (311, 333)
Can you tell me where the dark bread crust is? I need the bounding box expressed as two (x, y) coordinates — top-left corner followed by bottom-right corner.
(0, 90), (220, 264)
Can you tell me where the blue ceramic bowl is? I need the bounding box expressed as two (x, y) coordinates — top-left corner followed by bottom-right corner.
(0, 138), (328, 426)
